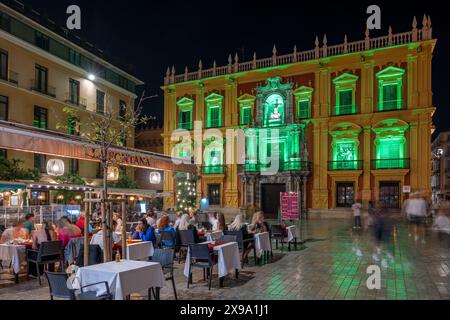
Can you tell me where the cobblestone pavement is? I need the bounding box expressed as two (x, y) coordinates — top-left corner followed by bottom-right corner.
(1, 219), (449, 300)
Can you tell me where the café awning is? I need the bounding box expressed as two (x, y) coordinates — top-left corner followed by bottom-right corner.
(0, 181), (27, 192)
(0, 120), (196, 173)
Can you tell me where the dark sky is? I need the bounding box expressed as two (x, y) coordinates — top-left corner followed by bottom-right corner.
(20, 0), (449, 136)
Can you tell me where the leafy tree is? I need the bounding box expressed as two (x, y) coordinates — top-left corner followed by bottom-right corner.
(0, 158), (41, 181)
(54, 173), (86, 203)
(108, 174), (137, 189)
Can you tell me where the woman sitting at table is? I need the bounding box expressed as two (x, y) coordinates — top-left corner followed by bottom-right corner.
(177, 213), (202, 243)
(0, 221), (28, 244)
(214, 213), (226, 232)
(55, 218), (82, 249)
(131, 218), (157, 247)
(228, 214), (254, 261)
(157, 215), (176, 247)
(249, 211), (270, 234)
(32, 221), (57, 250)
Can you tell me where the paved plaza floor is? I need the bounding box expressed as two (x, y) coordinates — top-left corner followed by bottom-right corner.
(1, 219), (449, 300)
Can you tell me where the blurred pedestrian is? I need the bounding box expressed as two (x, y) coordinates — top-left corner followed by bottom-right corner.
(351, 199), (362, 229)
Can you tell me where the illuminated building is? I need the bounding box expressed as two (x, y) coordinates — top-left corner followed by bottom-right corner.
(431, 132), (450, 202)
(0, 1), (143, 204)
(163, 16), (435, 218)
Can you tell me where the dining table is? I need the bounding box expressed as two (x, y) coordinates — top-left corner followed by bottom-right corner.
(254, 232), (271, 261)
(206, 230), (223, 242)
(74, 259), (165, 300)
(126, 241), (154, 261)
(0, 242), (29, 283)
(184, 241), (241, 288)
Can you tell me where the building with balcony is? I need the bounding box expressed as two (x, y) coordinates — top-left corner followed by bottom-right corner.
(0, 1), (144, 205)
(162, 16), (435, 218)
(432, 131), (450, 202)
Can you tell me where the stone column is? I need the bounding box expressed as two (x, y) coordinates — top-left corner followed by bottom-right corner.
(362, 125), (372, 207)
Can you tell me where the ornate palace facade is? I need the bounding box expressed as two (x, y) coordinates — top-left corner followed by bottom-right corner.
(162, 16), (435, 218)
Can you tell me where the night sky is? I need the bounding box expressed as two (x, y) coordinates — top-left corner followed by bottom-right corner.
(19, 0), (450, 136)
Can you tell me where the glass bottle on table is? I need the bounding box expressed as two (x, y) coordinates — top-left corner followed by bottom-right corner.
(115, 250), (121, 263)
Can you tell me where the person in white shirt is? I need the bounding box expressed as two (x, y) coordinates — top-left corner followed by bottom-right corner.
(351, 200), (362, 229)
(112, 213), (122, 233)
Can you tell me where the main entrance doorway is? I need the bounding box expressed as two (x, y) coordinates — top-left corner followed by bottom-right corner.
(379, 181), (400, 208)
(336, 182), (354, 207)
(261, 183), (286, 219)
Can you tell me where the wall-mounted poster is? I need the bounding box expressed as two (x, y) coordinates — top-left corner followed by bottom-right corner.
(280, 192), (300, 221)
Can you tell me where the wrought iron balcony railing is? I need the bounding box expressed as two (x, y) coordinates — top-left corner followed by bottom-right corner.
(201, 165), (226, 175)
(328, 160), (363, 171)
(239, 161), (311, 173)
(65, 93), (87, 109)
(371, 158), (410, 170)
(30, 80), (56, 98)
(331, 104), (357, 116)
(377, 99), (405, 112)
(178, 122), (193, 130)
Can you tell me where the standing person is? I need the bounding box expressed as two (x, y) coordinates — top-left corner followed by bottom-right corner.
(351, 199), (363, 229)
(146, 211), (156, 227)
(112, 213), (122, 233)
(173, 211), (183, 229)
(75, 212), (93, 235)
(23, 213), (36, 236)
(178, 213), (202, 243)
(55, 218), (82, 250)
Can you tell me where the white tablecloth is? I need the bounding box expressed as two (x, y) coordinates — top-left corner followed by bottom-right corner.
(75, 260), (165, 300)
(0, 244), (26, 273)
(206, 231), (223, 242)
(126, 241), (154, 261)
(184, 242), (241, 279)
(286, 226), (297, 242)
(254, 232), (271, 258)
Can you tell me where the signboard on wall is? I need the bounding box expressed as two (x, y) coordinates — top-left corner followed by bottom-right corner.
(280, 192), (300, 221)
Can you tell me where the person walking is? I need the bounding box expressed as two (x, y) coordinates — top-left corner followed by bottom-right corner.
(351, 199), (362, 229)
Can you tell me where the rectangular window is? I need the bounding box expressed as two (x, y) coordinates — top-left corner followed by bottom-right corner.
(69, 49), (81, 66)
(179, 110), (192, 130)
(69, 78), (80, 105)
(119, 100), (126, 120)
(34, 64), (48, 94)
(34, 154), (46, 173)
(376, 138), (404, 169)
(0, 49), (8, 80)
(67, 114), (79, 135)
(338, 89), (353, 115)
(241, 106), (252, 125)
(382, 84), (399, 111)
(69, 159), (79, 175)
(208, 184), (221, 206)
(0, 95), (8, 121)
(34, 106), (48, 129)
(208, 106), (221, 128)
(297, 100), (310, 119)
(0, 149), (6, 159)
(96, 90), (105, 114)
(35, 31), (49, 51)
(336, 182), (354, 207)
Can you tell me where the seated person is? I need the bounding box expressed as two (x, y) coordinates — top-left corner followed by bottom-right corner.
(157, 215), (176, 247)
(177, 213), (203, 243)
(55, 218), (82, 249)
(0, 221), (28, 244)
(90, 222), (121, 251)
(131, 218), (157, 247)
(228, 214), (254, 261)
(24, 213), (36, 236)
(248, 211), (270, 234)
(32, 221), (57, 250)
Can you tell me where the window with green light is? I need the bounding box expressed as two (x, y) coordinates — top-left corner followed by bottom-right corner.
(207, 105), (222, 128)
(240, 106), (252, 125)
(34, 106), (47, 129)
(205, 93), (224, 128)
(376, 66), (405, 112)
(264, 93), (285, 127)
(204, 146), (223, 174)
(337, 89), (354, 115)
(332, 73), (358, 116)
(179, 110), (192, 130)
(176, 97), (194, 130)
(333, 141), (358, 170)
(376, 137), (405, 169)
(297, 99), (310, 119)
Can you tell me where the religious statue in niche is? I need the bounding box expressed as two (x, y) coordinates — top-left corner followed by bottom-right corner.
(337, 143), (355, 161)
(265, 93), (285, 126)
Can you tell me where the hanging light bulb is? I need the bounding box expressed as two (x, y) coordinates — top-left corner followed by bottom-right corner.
(149, 172), (161, 184)
(46, 159), (65, 176)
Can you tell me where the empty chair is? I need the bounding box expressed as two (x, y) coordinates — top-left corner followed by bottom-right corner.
(151, 248), (177, 300)
(159, 231), (176, 249)
(220, 235), (237, 244)
(271, 225), (286, 251)
(176, 229), (195, 263)
(75, 244), (103, 267)
(45, 271), (112, 300)
(187, 243), (217, 290)
(27, 240), (64, 285)
(64, 237), (84, 265)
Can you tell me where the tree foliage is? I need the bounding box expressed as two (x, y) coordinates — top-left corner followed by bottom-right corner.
(0, 158), (41, 181)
